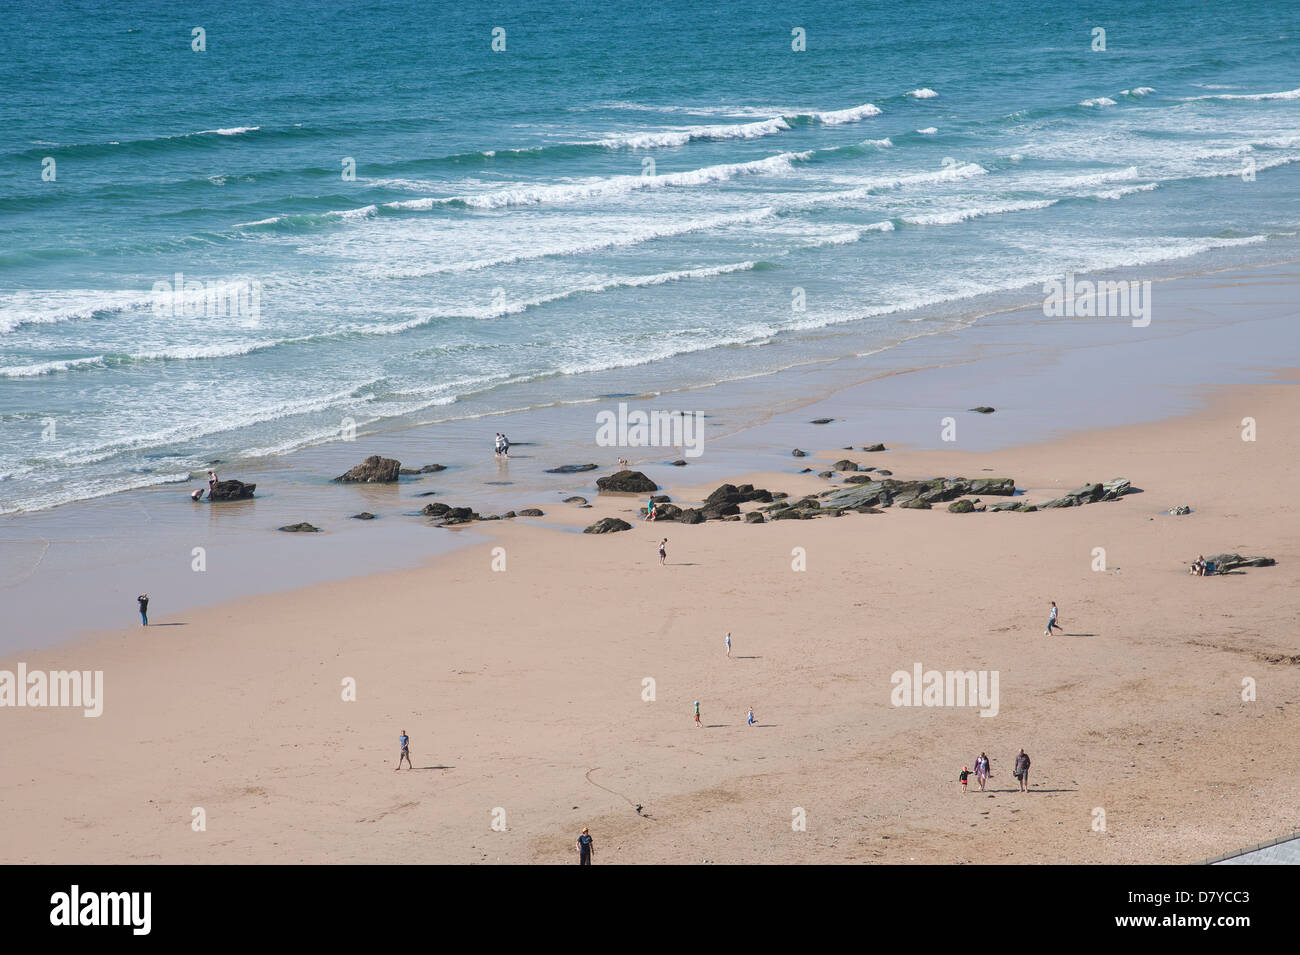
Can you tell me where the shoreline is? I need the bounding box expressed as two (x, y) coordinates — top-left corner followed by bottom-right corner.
(3, 257), (1300, 649)
(1, 368), (1296, 863)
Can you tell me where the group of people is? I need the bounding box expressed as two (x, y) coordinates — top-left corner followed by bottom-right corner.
(190, 469), (219, 502)
(959, 749), (1031, 793)
(1188, 554), (1213, 576)
(493, 433), (510, 457)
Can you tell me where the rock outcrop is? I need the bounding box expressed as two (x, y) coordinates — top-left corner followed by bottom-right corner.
(209, 479), (256, 501)
(545, 463), (598, 474)
(1204, 553), (1276, 573)
(334, 455), (401, 483)
(596, 470), (658, 493)
(278, 522), (320, 532)
(584, 517), (633, 534)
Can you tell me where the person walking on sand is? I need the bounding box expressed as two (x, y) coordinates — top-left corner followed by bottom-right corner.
(725, 632), (732, 657)
(959, 766), (971, 793)
(747, 706), (756, 727)
(975, 752), (991, 792)
(1014, 749), (1031, 792)
(658, 538), (667, 566)
(694, 700), (701, 727)
(395, 730), (412, 771)
(645, 497), (656, 521)
(1045, 601), (1063, 636)
(137, 593), (149, 626)
(577, 827), (594, 865)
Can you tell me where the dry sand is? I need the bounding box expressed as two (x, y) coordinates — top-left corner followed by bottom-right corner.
(2, 373), (1297, 864)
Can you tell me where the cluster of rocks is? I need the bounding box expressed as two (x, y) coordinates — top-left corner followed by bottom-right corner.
(1036, 478), (1132, 509)
(819, 477), (1016, 512)
(334, 455), (446, 483)
(637, 484), (781, 525)
(419, 501), (544, 526)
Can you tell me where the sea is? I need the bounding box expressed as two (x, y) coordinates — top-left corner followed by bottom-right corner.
(2, 0), (1299, 515)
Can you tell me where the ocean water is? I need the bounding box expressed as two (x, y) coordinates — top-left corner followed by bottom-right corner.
(2, 0), (1299, 514)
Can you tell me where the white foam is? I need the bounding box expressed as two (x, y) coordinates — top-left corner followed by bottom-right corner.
(906, 88), (939, 99)
(1079, 97), (1118, 107)
(0, 356), (107, 378)
(902, 199), (1057, 226)
(916, 127), (938, 134)
(813, 102), (883, 125)
(596, 116), (791, 149)
(863, 137), (893, 148)
(197, 126), (260, 136)
(386, 152), (810, 211)
(1182, 86), (1300, 102)
(1119, 87), (1156, 97)
(1088, 182), (1159, 200)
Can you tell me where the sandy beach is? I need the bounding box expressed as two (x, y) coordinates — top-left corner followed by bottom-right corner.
(2, 365), (1296, 864)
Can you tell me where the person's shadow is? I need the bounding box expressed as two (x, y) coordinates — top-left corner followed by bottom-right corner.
(413, 765), (453, 771)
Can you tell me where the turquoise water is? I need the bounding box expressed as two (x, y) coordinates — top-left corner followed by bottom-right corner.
(2, 0), (1299, 513)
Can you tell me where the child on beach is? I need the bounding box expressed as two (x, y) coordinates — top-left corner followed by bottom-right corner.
(747, 706), (755, 727)
(577, 827), (594, 865)
(959, 766), (971, 792)
(137, 593), (149, 626)
(395, 730), (412, 770)
(1045, 601), (1063, 635)
(645, 497), (656, 521)
(694, 700), (701, 727)
(659, 538), (667, 566)
(725, 632), (731, 657)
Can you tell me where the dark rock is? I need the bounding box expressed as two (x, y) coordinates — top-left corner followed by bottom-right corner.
(502, 511), (517, 518)
(351, 512), (376, 520)
(518, 508), (545, 517)
(678, 508), (706, 524)
(792, 449), (807, 457)
(703, 502), (741, 518)
(545, 463), (598, 474)
(398, 468), (419, 475)
(480, 514), (501, 520)
(772, 492), (789, 500)
(990, 501), (1022, 512)
(862, 443), (886, 452)
(843, 473), (875, 484)
(334, 455), (401, 483)
(278, 522), (320, 532)
(799, 467), (812, 473)
(899, 498), (931, 509)
(817, 470), (834, 479)
(834, 460), (859, 471)
(584, 517), (633, 534)
(969, 478), (1016, 496)
(209, 479), (256, 501)
(670, 460), (688, 467)
(876, 469), (892, 476)
(745, 511), (765, 523)
(446, 507), (474, 520)
(419, 464), (447, 473)
(968, 406), (996, 414)
(1019, 504), (1038, 512)
(421, 502), (450, 517)
(650, 494), (671, 503)
(563, 496), (588, 505)
(810, 418), (834, 424)
(771, 507), (807, 520)
(947, 500), (975, 513)
(596, 470), (658, 493)
(414, 491), (438, 497)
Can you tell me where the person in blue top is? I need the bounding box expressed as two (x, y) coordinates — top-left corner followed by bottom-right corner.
(577, 827), (594, 864)
(395, 730), (412, 771)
